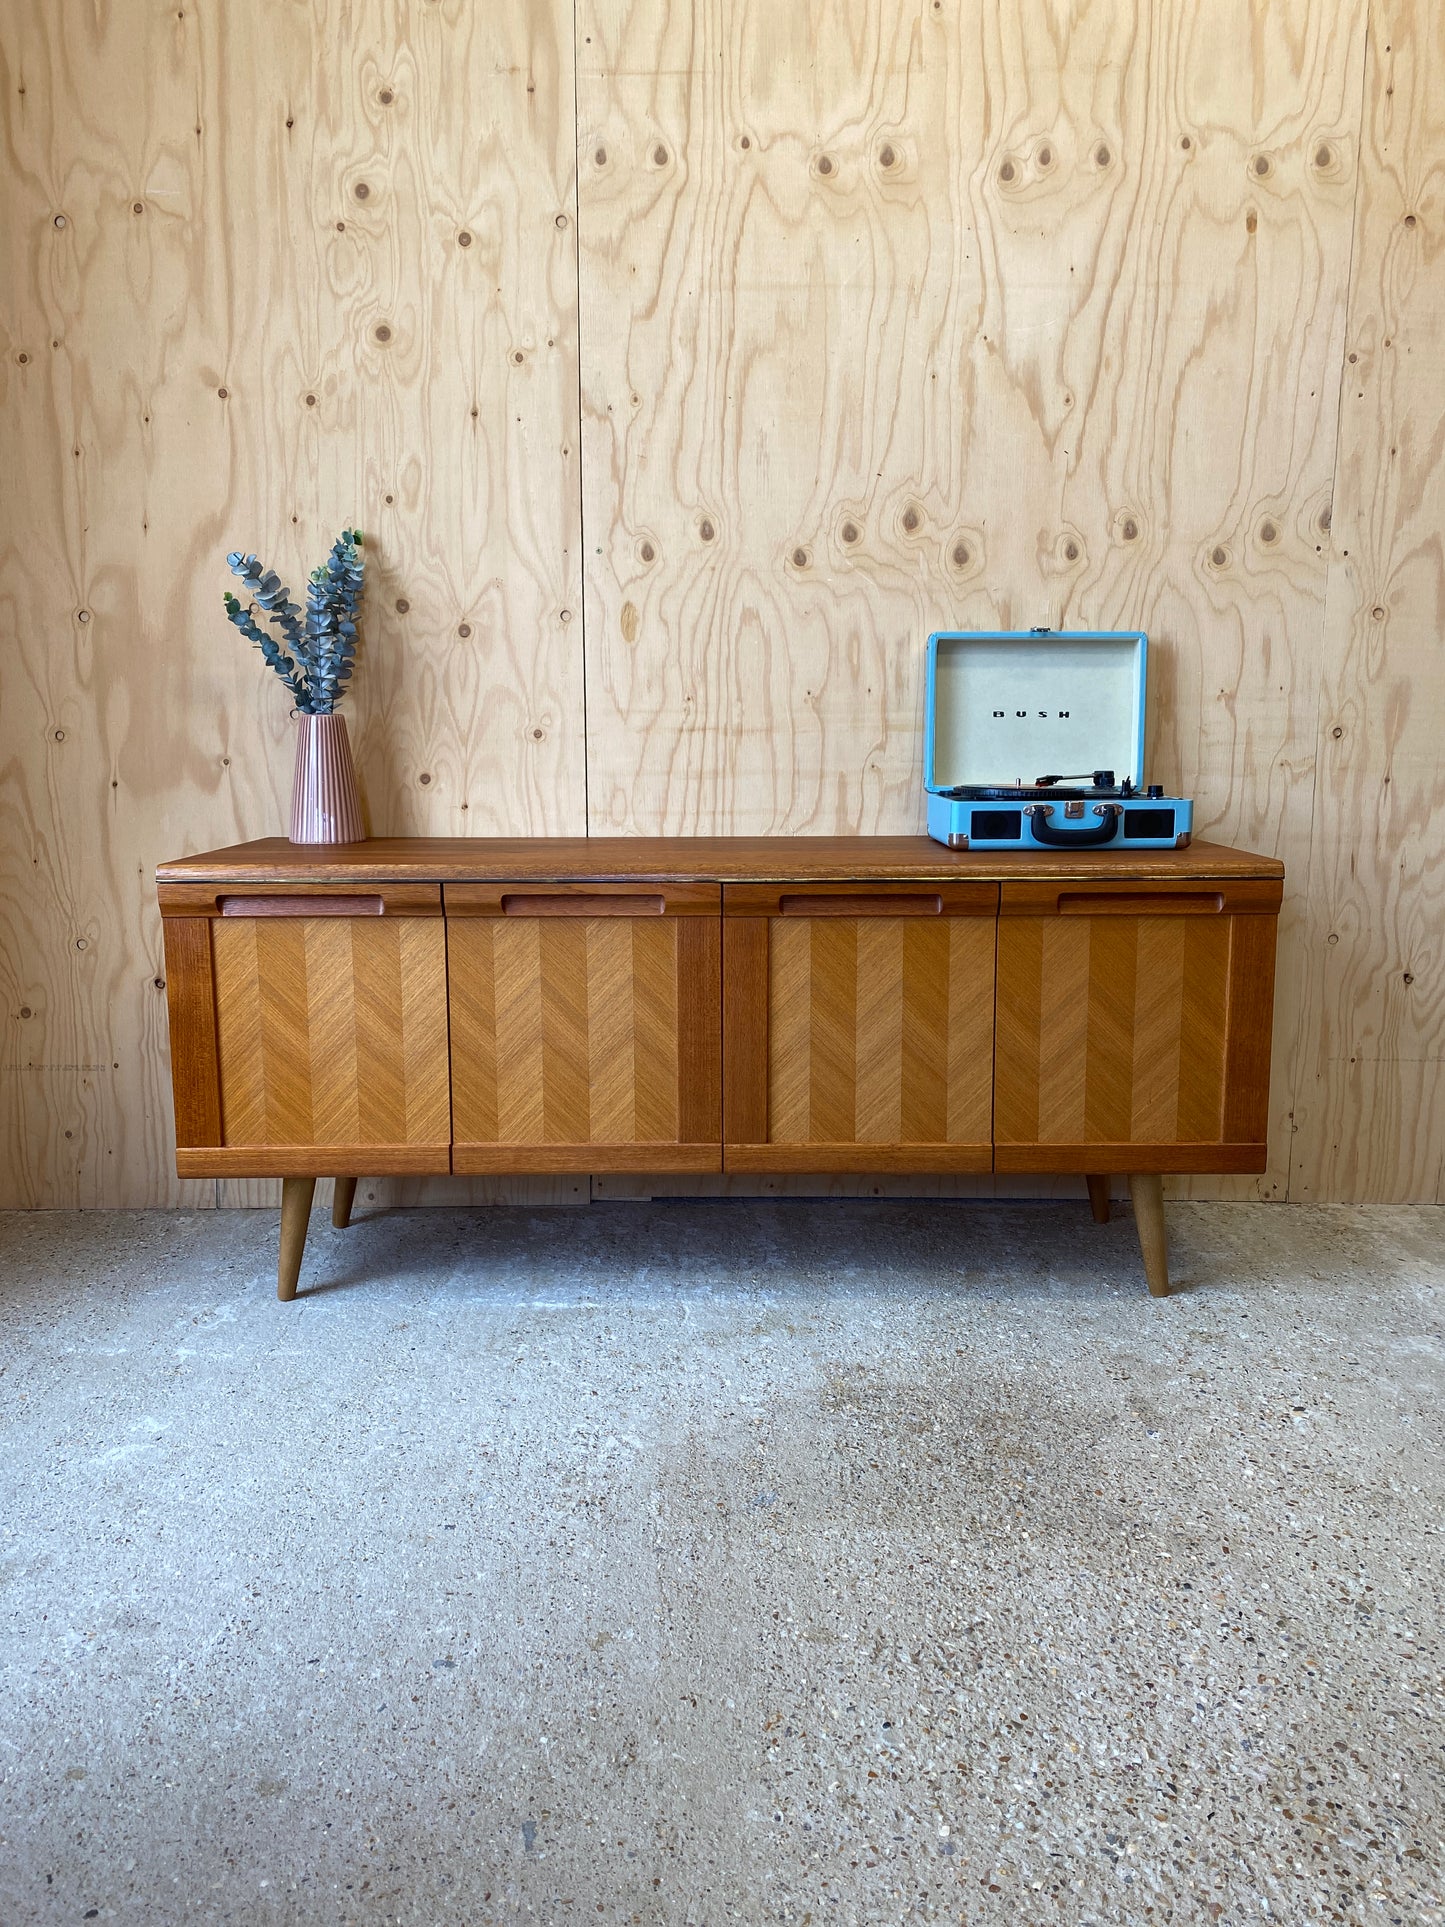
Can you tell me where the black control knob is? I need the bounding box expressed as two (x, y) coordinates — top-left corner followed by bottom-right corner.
(1146, 783), (1164, 799)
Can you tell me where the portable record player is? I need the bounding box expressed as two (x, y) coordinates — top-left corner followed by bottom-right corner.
(924, 628), (1193, 852)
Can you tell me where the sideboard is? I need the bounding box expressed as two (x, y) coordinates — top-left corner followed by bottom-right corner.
(156, 838), (1283, 1302)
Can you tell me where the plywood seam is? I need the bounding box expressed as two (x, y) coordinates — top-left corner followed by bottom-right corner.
(571, 0), (591, 838)
(1286, 0), (1375, 1204)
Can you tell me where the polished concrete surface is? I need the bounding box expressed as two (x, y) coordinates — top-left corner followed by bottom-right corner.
(0, 1200), (1440, 1926)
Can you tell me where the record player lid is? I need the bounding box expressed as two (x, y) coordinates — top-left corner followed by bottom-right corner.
(924, 629), (1147, 794)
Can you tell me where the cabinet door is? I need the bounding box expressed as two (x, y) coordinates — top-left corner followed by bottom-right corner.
(722, 882), (997, 1172)
(994, 877), (1281, 1173)
(159, 883), (450, 1177)
(446, 883), (721, 1173)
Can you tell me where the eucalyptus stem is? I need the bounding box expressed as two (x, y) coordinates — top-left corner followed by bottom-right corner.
(222, 529), (365, 715)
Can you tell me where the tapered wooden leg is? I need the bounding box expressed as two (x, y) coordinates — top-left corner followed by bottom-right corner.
(1128, 1174), (1170, 1298)
(1085, 1174), (1111, 1224)
(278, 1177), (316, 1303)
(332, 1176), (358, 1230)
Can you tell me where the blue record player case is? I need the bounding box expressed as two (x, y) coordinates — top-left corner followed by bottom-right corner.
(924, 629), (1194, 852)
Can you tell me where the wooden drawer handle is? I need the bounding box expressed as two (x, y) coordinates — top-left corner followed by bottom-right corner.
(778, 893), (943, 918)
(1056, 892), (1224, 916)
(500, 892), (666, 917)
(219, 894), (384, 918)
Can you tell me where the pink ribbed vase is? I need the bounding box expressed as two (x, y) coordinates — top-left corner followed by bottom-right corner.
(289, 712), (365, 844)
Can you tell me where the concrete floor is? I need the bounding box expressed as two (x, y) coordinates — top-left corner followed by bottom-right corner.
(0, 1202), (1440, 1927)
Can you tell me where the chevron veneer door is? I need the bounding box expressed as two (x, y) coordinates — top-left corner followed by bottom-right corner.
(993, 878), (1282, 1174)
(722, 882), (998, 1172)
(157, 883), (451, 1178)
(446, 883), (722, 1172)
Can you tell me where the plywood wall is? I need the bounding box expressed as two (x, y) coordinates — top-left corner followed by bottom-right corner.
(1289, 0), (1445, 1203)
(1, 0), (1439, 1208)
(576, 0), (1366, 1210)
(0, 0), (587, 1208)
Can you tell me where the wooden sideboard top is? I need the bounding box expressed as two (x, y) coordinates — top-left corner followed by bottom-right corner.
(158, 835), (1284, 886)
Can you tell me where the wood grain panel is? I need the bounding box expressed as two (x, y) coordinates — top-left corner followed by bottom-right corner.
(575, 0), (1366, 1205)
(398, 920), (451, 1147)
(1082, 918), (1138, 1143)
(213, 1174), (585, 1209)
(1223, 913), (1280, 1148)
(158, 882), (441, 918)
(210, 916), (448, 1157)
(450, 906), (721, 1163)
(630, 919), (681, 1141)
(1037, 921), (1093, 1144)
(1177, 919), (1233, 1142)
(727, 1143), (995, 1176)
(1289, 0), (1445, 1201)
(447, 881), (717, 916)
(212, 921), (279, 1148)
(11, 0), (1437, 1208)
(675, 916), (722, 1143)
(0, 1068), (124, 1209)
(448, 917), (499, 1144)
(541, 919), (591, 1141)
(594, 1173), (1089, 1200)
(900, 921), (951, 1143)
(179, 1143), (449, 1179)
(0, 0), (581, 1206)
(584, 920), (638, 1145)
(161, 919), (222, 1150)
(1129, 920), (1189, 1143)
(160, 837), (1283, 886)
(854, 920), (903, 1143)
(766, 920), (815, 1146)
(995, 908), (1273, 1161)
(805, 921), (859, 1144)
(730, 910), (994, 1162)
(726, 882), (996, 919)
(721, 917), (770, 1145)
(996, 1141), (1268, 1177)
(456, 1143), (720, 1175)
(994, 918), (1044, 1145)
(493, 919), (548, 1142)
(946, 922), (996, 1144)
(1001, 879), (1282, 919)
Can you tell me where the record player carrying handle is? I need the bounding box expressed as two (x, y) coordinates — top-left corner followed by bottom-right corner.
(1024, 803), (1121, 849)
